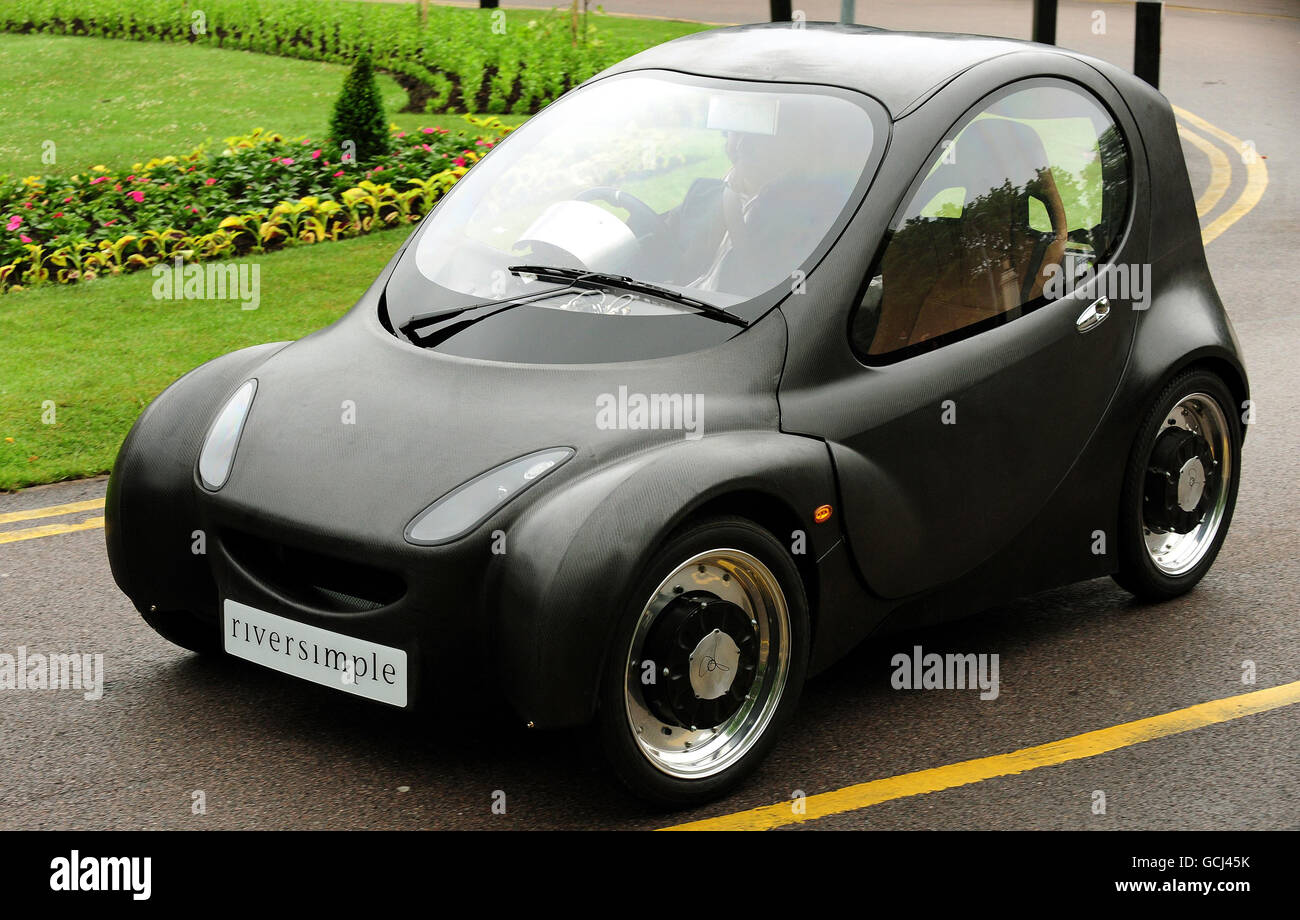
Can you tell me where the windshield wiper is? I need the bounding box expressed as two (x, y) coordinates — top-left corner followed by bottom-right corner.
(507, 264), (750, 328)
(398, 284), (575, 343)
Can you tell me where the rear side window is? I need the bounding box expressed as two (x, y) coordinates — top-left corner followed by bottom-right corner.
(853, 80), (1130, 361)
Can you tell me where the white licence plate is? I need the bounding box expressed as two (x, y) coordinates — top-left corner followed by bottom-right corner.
(222, 599), (408, 707)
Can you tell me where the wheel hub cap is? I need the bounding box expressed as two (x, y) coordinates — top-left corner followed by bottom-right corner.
(689, 629), (741, 700)
(640, 592), (758, 730)
(1176, 456), (1206, 512)
(1143, 424), (1217, 534)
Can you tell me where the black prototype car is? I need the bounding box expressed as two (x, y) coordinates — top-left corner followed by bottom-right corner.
(107, 24), (1247, 804)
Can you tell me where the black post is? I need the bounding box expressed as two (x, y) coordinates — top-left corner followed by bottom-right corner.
(480, 1), (499, 8)
(1032, 0), (1057, 45)
(1134, 0), (1163, 88)
(770, 1), (792, 22)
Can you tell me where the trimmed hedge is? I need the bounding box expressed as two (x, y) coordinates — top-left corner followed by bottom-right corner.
(0, 0), (633, 115)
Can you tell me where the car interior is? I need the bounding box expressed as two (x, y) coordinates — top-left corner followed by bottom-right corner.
(865, 117), (1072, 355)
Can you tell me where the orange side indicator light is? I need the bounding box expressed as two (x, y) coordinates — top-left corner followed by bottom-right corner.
(814, 504), (833, 523)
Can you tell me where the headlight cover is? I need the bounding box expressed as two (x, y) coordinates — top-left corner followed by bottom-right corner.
(198, 379), (257, 491)
(404, 447), (574, 546)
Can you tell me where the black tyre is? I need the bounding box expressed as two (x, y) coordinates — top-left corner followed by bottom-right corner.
(598, 516), (810, 806)
(139, 606), (219, 655)
(1113, 368), (1242, 601)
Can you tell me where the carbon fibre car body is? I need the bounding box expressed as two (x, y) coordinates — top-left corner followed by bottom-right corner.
(106, 23), (1247, 803)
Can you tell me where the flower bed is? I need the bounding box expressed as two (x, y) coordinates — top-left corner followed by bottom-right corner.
(0, 118), (511, 293)
(1, 0), (633, 115)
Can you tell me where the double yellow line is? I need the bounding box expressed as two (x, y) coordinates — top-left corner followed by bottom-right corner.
(1174, 105), (1269, 246)
(0, 498), (105, 545)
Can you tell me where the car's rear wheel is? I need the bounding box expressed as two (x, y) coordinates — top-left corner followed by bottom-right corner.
(598, 516), (809, 806)
(139, 606), (219, 655)
(1114, 369), (1241, 600)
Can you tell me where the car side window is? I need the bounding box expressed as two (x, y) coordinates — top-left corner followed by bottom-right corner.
(852, 81), (1130, 360)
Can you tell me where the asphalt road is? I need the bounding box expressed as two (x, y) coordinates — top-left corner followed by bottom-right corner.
(1, 1), (1297, 830)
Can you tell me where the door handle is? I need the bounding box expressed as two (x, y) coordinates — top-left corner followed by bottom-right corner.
(1075, 297), (1110, 333)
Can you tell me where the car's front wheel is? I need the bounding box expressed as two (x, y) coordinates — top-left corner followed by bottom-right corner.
(598, 516), (809, 806)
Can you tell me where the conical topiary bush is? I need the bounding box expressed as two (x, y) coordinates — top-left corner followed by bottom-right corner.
(329, 54), (392, 164)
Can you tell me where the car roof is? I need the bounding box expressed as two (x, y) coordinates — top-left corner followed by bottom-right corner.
(596, 22), (1099, 118)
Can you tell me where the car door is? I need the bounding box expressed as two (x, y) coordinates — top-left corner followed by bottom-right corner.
(829, 77), (1141, 599)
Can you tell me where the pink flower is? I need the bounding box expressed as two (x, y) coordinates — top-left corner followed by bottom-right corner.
(281, 157), (295, 166)
(396, 131), (406, 138)
(104, 219), (117, 227)
(436, 127), (449, 134)
(204, 178), (217, 186)
(422, 127), (435, 134)
(63, 196), (73, 203)
(453, 157), (466, 167)
(90, 176), (109, 185)
(422, 144), (431, 152)
(127, 190), (145, 203)
(52, 212), (63, 218)
(333, 170), (344, 178)
(113, 184), (122, 191)
(311, 149), (322, 160)
(20, 234), (32, 243)
(23, 201), (33, 209)
(483, 142), (494, 148)
(270, 157), (281, 164)
(475, 139), (487, 146)
(125, 175), (135, 182)
(5, 216), (21, 231)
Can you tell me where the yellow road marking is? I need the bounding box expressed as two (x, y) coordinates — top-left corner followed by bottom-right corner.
(0, 516), (105, 545)
(663, 680), (1300, 830)
(0, 498), (105, 526)
(1175, 105), (1269, 246)
(1177, 124), (1231, 218)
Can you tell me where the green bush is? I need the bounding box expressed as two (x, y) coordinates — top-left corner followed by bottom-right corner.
(330, 55), (392, 164)
(0, 0), (639, 115)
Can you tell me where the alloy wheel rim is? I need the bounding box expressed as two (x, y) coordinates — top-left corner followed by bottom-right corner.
(623, 548), (791, 780)
(1142, 392), (1232, 576)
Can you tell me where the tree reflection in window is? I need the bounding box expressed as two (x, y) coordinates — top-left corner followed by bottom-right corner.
(856, 85), (1130, 358)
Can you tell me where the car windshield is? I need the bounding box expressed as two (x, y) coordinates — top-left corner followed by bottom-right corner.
(401, 71), (876, 314)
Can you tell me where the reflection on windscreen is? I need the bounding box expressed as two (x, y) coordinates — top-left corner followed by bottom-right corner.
(413, 72), (875, 308)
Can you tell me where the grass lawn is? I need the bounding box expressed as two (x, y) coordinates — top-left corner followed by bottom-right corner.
(0, 7), (711, 490)
(0, 4), (710, 178)
(0, 33), (530, 178)
(0, 228), (408, 490)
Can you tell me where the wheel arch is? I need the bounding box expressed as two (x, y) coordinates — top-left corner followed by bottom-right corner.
(487, 431), (841, 729)
(673, 489), (821, 655)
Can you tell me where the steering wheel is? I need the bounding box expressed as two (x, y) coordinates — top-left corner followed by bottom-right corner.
(574, 186), (670, 239)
